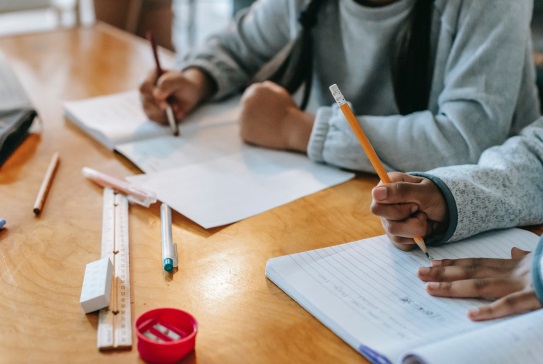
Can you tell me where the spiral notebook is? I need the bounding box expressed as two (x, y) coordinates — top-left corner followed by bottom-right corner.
(265, 228), (543, 364)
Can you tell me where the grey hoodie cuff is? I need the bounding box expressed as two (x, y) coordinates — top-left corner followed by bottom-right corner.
(409, 172), (458, 246)
(307, 106), (333, 163)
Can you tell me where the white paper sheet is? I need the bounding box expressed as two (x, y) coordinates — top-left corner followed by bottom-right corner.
(127, 146), (355, 228)
(115, 99), (242, 173)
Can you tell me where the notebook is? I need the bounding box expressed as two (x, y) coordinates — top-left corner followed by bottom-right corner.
(265, 228), (543, 364)
(63, 91), (355, 228)
(0, 51), (38, 167)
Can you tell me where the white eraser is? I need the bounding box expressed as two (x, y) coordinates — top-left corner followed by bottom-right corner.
(80, 257), (113, 314)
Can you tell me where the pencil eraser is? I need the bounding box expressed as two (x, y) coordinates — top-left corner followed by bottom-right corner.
(80, 257), (113, 314)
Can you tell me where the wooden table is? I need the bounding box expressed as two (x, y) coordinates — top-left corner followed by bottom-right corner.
(0, 23), (381, 363)
(0, 23), (541, 364)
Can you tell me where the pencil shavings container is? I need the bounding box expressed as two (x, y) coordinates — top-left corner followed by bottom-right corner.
(135, 308), (198, 363)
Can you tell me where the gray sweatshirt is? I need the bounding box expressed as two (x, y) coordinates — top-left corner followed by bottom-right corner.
(414, 117), (543, 245)
(414, 118), (543, 307)
(180, 0), (540, 173)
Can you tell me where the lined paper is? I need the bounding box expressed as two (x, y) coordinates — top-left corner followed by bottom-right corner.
(265, 228), (540, 363)
(404, 309), (543, 364)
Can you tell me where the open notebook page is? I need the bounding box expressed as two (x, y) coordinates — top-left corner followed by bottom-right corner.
(265, 228), (540, 364)
(403, 308), (543, 364)
(115, 96), (241, 173)
(64, 90), (171, 150)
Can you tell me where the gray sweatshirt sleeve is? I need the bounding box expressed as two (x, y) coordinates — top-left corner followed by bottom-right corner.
(178, 0), (300, 100)
(412, 118), (543, 245)
(308, 0), (537, 173)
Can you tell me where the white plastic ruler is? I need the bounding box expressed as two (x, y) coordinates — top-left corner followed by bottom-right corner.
(97, 187), (132, 350)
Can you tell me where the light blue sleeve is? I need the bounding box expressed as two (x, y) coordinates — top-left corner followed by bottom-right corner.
(308, 0), (538, 173)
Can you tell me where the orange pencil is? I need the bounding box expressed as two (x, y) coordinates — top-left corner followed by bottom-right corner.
(329, 84), (430, 259)
(33, 152), (60, 216)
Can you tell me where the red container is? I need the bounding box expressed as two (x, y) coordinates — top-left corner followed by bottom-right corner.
(135, 308), (198, 363)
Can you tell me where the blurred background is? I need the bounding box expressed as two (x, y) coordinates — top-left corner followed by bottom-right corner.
(0, 0), (256, 53)
(1, 0), (543, 105)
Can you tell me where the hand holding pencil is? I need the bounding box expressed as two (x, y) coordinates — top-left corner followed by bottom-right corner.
(146, 31), (179, 136)
(329, 84), (432, 259)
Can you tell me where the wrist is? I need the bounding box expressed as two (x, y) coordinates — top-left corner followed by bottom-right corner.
(283, 108), (314, 152)
(183, 67), (218, 102)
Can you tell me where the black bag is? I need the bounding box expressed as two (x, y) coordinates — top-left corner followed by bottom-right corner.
(0, 108), (37, 167)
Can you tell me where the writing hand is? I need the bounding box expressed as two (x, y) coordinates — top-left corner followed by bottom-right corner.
(418, 247), (542, 321)
(371, 172), (448, 251)
(239, 81), (314, 151)
(139, 68), (215, 124)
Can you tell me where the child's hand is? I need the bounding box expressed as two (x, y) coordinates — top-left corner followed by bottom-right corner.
(239, 81), (314, 152)
(371, 172), (448, 251)
(418, 248), (541, 321)
(139, 68), (215, 124)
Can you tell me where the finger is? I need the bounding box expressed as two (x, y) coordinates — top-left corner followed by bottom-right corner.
(389, 239), (417, 252)
(384, 212), (430, 239)
(261, 80), (288, 93)
(371, 180), (429, 206)
(155, 72), (185, 100)
(140, 94), (167, 123)
(431, 257), (520, 269)
(139, 76), (155, 95)
(387, 172), (425, 184)
(468, 291), (542, 321)
(370, 201), (419, 220)
(418, 265), (513, 282)
(511, 247), (531, 259)
(425, 278), (524, 299)
(384, 230), (417, 251)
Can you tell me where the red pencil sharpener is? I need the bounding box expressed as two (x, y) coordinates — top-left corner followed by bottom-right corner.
(135, 308), (198, 363)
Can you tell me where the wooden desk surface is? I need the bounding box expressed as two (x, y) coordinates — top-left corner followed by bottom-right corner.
(0, 23), (379, 363)
(0, 24), (541, 364)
